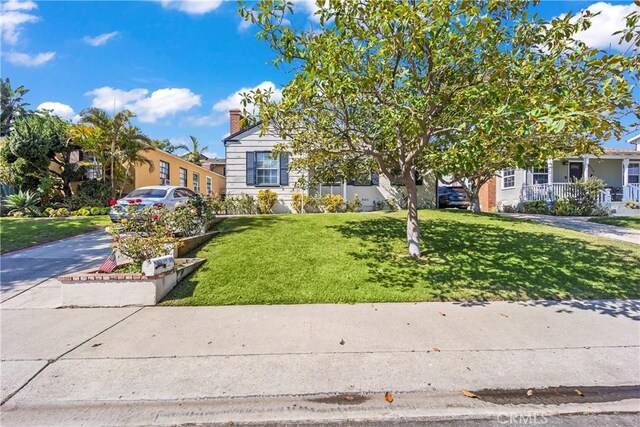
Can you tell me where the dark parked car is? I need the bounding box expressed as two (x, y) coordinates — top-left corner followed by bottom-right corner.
(438, 186), (470, 209)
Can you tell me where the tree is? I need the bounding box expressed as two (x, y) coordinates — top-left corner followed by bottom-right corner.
(240, 0), (638, 257)
(1, 112), (82, 195)
(183, 135), (208, 166)
(1, 78), (29, 137)
(152, 138), (188, 154)
(76, 108), (152, 194)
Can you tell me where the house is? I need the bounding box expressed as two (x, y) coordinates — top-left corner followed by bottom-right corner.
(78, 147), (225, 196)
(223, 109), (436, 213)
(485, 139), (640, 211)
(182, 153), (226, 177)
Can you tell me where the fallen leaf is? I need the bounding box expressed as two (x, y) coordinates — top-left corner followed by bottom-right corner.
(527, 389), (534, 397)
(345, 395), (355, 401)
(462, 389), (478, 398)
(91, 343), (102, 348)
(339, 339), (345, 345)
(438, 312), (446, 317)
(500, 313), (509, 318)
(433, 347), (441, 352)
(575, 389), (584, 396)
(385, 391), (394, 403)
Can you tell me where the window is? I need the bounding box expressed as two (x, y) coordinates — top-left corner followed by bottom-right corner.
(179, 168), (187, 187)
(83, 153), (102, 180)
(630, 162), (640, 184)
(159, 161), (170, 185)
(206, 176), (212, 194)
(502, 169), (515, 189)
(256, 152), (279, 185)
(193, 172), (200, 193)
(532, 166), (548, 184)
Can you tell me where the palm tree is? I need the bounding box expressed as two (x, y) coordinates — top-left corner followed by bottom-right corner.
(76, 108), (152, 194)
(184, 135), (208, 166)
(1, 78), (30, 137)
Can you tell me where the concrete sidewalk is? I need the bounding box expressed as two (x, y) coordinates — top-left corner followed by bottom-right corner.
(0, 231), (112, 303)
(1, 300), (639, 425)
(502, 213), (640, 245)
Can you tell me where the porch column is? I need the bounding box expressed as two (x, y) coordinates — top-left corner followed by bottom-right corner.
(622, 158), (630, 186)
(583, 156), (590, 180)
(343, 179), (347, 200)
(547, 159), (554, 183)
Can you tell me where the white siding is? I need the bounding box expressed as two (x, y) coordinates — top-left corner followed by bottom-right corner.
(225, 127), (436, 212)
(495, 169), (527, 209)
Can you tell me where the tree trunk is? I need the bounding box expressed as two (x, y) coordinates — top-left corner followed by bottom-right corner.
(470, 191), (481, 213)
(406, 178), (421, 258)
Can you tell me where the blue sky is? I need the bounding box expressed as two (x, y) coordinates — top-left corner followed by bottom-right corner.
(1, 0), (638, 157)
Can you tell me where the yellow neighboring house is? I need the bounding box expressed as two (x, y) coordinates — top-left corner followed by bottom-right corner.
(124, 148), (225, 195)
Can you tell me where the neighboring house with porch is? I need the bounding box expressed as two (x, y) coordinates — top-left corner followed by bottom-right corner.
(492, 138), (640, 212)
(223, 109), (436, 213)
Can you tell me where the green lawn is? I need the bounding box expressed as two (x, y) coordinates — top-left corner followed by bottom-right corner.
(588, 216), (640, 231)
(162, 210), (640, 306)
(0, 216), (112, 254)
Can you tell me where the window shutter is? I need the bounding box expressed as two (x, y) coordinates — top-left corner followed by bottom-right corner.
(246, 152), (255, 185)
(371, 172), (380, 186)
(280, 153), (289, 186)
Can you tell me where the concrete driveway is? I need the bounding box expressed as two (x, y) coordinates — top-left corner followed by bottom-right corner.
(0, 231), (112, 303)
(502, 213), (640, 245)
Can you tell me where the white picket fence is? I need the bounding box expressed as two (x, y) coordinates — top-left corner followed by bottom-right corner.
(521, 183), (611, 208)
(623, 184), (640, 202)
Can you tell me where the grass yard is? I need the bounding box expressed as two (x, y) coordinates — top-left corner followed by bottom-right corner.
(162, 210), (640, 306)
(588, 216), (640, 231)
(0, 216), (112, 254)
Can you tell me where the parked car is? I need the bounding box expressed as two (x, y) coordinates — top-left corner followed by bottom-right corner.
(438, 186), (470, 209)
(110, 186), (197, 222)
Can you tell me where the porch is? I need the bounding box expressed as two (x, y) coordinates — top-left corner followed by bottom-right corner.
(521, 153), (640, 206)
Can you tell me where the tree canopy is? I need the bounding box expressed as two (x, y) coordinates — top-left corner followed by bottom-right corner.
(240, 0), (639, 257)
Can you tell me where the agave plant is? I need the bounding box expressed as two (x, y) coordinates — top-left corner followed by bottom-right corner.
(3, 190), (41, 217)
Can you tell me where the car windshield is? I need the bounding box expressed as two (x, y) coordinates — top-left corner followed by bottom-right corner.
(449, 188), (466, 195)
(126, 189), (167, 198)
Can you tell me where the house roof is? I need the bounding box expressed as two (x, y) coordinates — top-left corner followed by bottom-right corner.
(602, 148), (639, 155)
(222, 122), (262, 144)
(206, 157), (226, 165)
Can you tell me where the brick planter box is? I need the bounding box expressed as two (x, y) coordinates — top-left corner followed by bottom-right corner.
(59, 258), (205, 307)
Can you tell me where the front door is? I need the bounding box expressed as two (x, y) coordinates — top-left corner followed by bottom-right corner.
(569, 162), (583, 181)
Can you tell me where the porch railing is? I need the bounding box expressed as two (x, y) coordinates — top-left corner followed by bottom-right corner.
(623, 184), (640, 202)
(521, 183), (611, 208)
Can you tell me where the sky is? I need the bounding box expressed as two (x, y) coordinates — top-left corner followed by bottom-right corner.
(1, 0), (638, 158)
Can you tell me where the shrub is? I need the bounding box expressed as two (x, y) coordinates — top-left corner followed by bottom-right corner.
(257, 189), (278, 214)
(323, 194), (344, 213)
(206, 194), (226, 215)
(551, 198), (579, 216)
(90, 207), (101, 215)
(292, 192), (308, 213)
(522, 200), (549, 214)
(345, 195), (363, 212)
(225, 194), (257, 215)
(101, 207), (111, 215)
(77, 208), (91, 216)
(385, 198), (399, 211)
(76, 180), (112, 207)
(3, 190), (41, 217)
(306, 194), (323, 212)
(56, 207), (70, 217)
(625, 201), (640, 209)
(500, 203), (519, 213)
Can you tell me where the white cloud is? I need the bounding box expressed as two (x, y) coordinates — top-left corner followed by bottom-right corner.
(213, 81), (283, 112)
(157, 0), (224, 15)
(86, 86), (201, 123)
(5, 51), (55, 66)
(84, 31), (119, 47)
(37, 102), (79, 122)
(188, 81), (283, 128)
(0, 0), (39, 44)
(570, 2), (637, 50)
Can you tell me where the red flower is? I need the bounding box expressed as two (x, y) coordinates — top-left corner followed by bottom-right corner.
(109, 198), (117, 206)
(152, 213), (159, 221)
(135, 198), (142, 203)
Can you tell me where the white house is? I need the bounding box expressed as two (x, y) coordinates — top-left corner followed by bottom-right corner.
(494, 140), (640, 211)
(223, 109), (436, 213)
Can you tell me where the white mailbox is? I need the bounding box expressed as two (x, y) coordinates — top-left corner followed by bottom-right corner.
(142, 256), (175, 277)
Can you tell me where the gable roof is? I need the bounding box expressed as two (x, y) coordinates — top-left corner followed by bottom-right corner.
(222, 122), (262, 145)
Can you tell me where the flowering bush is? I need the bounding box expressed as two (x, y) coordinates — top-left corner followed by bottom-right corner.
(257, 189), (278, 214)
(345, 195), (362, 212)
(224, 194), (257, 214)
(292, 192), (308, 213)
(323, 194), (344, 213)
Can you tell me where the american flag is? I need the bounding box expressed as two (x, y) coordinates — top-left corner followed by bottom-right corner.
(98, 251), (117, 273)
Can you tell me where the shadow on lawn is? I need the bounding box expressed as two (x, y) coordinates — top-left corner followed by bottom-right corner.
(331, 212), (640, 307)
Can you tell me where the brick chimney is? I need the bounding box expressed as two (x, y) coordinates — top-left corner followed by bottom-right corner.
(229, 109), (242, 135)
